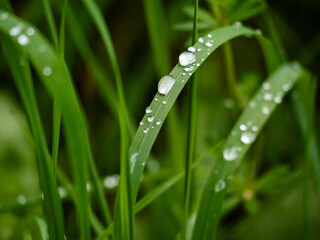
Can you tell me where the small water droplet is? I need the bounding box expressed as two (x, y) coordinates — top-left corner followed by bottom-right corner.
(282, 83), (291, 91)
(197, 48), (202, 52)
(103, 175), (120, 188)
(247, 121), (252, 126)
(240, 124), (247, 131)
(130, 152), (138, 172)
(232, 21), (242, 29)
(162, 100), (167, 104)
(179, 52), (196, 66)
(26, 27), (35, 36)
(215, 179), (226, 192)
(58, 187), (67, 198)
(196, 63), (200, 67)
(139, 121), (144, 125)
(155, 98), (158, 101)
(274, 93), (283, 104)
(184, 66), (194, 72)
(38, 44), (46, 53)
(156, 120), (161, 125)
(43, 66), (52, 76)
(198, 37), (204, 43)
(252, 126), (258, 132)
(241, 132), (256, 144)
(146, 106), (152, 113)
(223, 146), (239, 161)
(1, 12), (8, 20)
(86, 182), (92, 192)
(9, 23), (23, 36)
(201, 58), (204, 61)
(205, 42), (213, 47)
(261, 105), (270, 115)
(188, 46), (196, 52)
(151, 126), (154, 129)
(182, 72), (186, 75)
(249, 101), (256, 108)
(17, 34), (29, 46)
(263, 93), (273, 101)
(17, 195), (27, 205)
(143, 128), (149, 133)
(263, 82), (271, 90)
(158, 75), (176, 95)
(208, 34), (212, 38)
(148, 116), (154, 122)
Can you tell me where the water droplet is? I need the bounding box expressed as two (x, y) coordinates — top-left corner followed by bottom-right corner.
(162, 100), (167, 104)
(58, 187), (67, 198)
(156, 120), (161, 125)
(38, 44), (46, 53)
(282, 83), (291, 91)
(223, 146), (239, 161)
(148, 116), (154, 122)
(158, 75), (176, 95)
(17, 195), (27, 205)
(130, 152), (138, 172)
(26, 27), (35, 36)
(155, 98), (158, 101)
(197, 48), (202, 52)
(43, 66), (52, 76)
(146, 106), (152, 113)
(17, 34), (29, 46)
(232, 21), (242, 29)
(143, 128), (149, 134)
(184, 66), (194, 72)
(263, 93), (272, 101)
(139, 121), (144, 125)
(205, 42), (213, 47)
(198, 37), (204, 43)
(261, 105), (270, 115)
(241, 132), (256, 144)
(240, 124), (247, 131)
(103, 175), (120, 188)
(201, 58), (204, 61)
(9, 23), (23, 36)
(151, 126), (154, 129)
(188, 46), (196, 52)
(252, 126), (258, 132)
(86, 182), (92, 192)
(188, 73), (192, 76)
(247, 121), (252, 126)
(249, 101), (256, 108)
(182, 72), (186, 76)
(263, 82), (271, 90)
(196, 63), (200, 67)
(208, 34), (212, 38)
(215, 179), (226, 192)
(179, 52), (196, 66)
(274, 94), (283, 104)
(1, 12), (8, 20)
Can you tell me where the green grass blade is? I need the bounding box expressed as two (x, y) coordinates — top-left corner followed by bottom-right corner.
(40, 0), (58, 49)
(80, 0), (133, 239)
(0, 9), (65, 240)
(52, 99), (61, 178)
(191, 62), (303, 240)
(0, 12), (91, 240)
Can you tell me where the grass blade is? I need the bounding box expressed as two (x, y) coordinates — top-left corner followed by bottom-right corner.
(40, 0), (58, 48)
(0, 12), (91, 240)
(191, 62), (303, 240)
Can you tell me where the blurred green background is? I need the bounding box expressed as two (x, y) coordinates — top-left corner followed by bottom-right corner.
(0, 0), (319, 239)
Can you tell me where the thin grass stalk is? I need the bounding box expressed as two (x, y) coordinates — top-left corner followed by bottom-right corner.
(182, 0), (198, 239)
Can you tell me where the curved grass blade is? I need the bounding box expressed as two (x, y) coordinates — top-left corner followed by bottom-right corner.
(191, 62), (303, 240)
(0, 12), (91, 240)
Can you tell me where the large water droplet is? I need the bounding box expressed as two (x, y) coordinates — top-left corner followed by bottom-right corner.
(263, 93), (272, 101)
(26, 27), (35, 36)
(240, 124), (247, 131)
(198, 37), (204, 43)
(146, 106), (152, 113)
(148, 116), (154, 122)
(17, 34), (29, 46)
(103, 175), (120, 189)
(240, 132), (256, 144)
(205, 42), (213, 47)
(223, 146), (239, 161)
(179, 52), (196, 66)
(188, 46), (196, 52)
(156, 120), (161, 125)
(208, 34), (212, 38)
(43, 66), (52, 76)
(130, 152), (138, 172)
(215, 179), (226, 192)
(158, 75), (176, 95)
(9, 24), (23, 36)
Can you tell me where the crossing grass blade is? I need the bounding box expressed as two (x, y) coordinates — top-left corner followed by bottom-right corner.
(0, 11), (91, 240)
(191, 62), (303, 240)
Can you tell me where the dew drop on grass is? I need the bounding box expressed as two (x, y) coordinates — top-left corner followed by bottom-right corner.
(103, 175), (120, 189)
(215, 179), (226, 192)
(196, 63), (200, 67)
(130, 152), (138, 172)
(239, 124), (247, 131)
(86, 182), (92, 192)
(156, 120), (161, 125)
(58, 187), (67, 198)
(252, 126), (258, 132)
(17, 34), (29, 46)
(38, 44), (46, 53)
(197, 48), (202, 52)
(139, 121), (144, 125)
(43, 66), (52, 76)
(158, 75), (176, 95)
(232, 21), (242, 29)
(188, 46), (196, 52)
(263, 93), (273, 101)
(154, 97), (158, 101)
(274, 94), (283, 104)
(17, 195), (27, 205)
(208, 34), (212, 38)
(282, 83), (291, 91)
(26, 27), (35, 36)
(249, 101), (256, 108)
(241, 132), (256, 144)
(148, 116), (154, 122)
(1, 12), (8, 20)
(179, 51), (196, 66)
(261, 105), (271, 115)
(223, 146), (239, 161)
(146, 106), (152, 113)
(184, 66), (194, 72)
(263, 82), (271, 90)
(143, 128), (149, 134)
(198, 37), (204, 43)
(9, 23), (23, 36)
(162, 100), (167, 105)
(205, 42), (213, 47)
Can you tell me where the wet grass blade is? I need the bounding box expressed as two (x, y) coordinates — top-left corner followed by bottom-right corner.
(0, 11), (91, 240)
(191, 62), (303, 240)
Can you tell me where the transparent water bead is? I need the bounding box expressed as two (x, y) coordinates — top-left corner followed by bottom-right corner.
(208, 34), (212, 38)
(130, 152), (138, 172)
(274, 94), (283, 104)
(239, 124), (247, 131)
(261, 105), (271, 115)
(205, 42), (213, 47)
(17, 34), (29, 46)
(184, 66), (194, 72)
(38, 44), (46, 53)
(188, 46), (196, 52)
(143, 128), (149, 134)
(146, 106), (152, 113)
(197, 48), (202, 52)
(86, 182), (92, 192)
(156, 120), (161, 125)
(43, 66), (52, 76)
(147, 116), (154, 122)
(158, 75), (176, 95)
(162, 100), (167, 104)
(17, 195), (27, 205)
(1, 12), (8, 20)
(232, 21), (242, 29)
(282, 83), (291, 91)
(215, 179), (226, 192)
(26, 27), (35, 36)
(154, 97), (158, 101)
(103, 175), (120, 189)
(58, 187), (67, 198)
(263, 82), (271, 90)
(249, 101), (256, 108)
(223, 146), (239, 161)
(241, 132), (256, 144)
(9, 23), (23, 36)
(198, 37), (204, 43)
(139, 121), (144, 125)
(179, 51), (196, 66)
(263, 93), (272, 101)
(252, 126), (258, 132)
